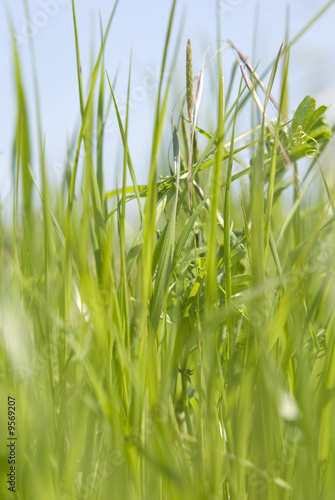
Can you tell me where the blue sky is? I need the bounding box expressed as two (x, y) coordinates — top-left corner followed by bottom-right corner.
(1, 0), (335, 207)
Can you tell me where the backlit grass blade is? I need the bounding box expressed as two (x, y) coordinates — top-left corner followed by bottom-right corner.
(250, 45), (282, 289)
(23, 0), (53, 298)
(205, 73), (224, 314)
(10, 27), (32, 219)
(97, 15), (106, 211)
(68, 0), (119, 210)
(71, 0), (88, 118)
(251, 115), (265, 289)
(106, 72), (144, 223)
(224, 74), (244, 360)
(265, 46), (288, 261)
(140, 0), (177, 339)
(150, 115), (180, 333)
(118, 54), (132, 347)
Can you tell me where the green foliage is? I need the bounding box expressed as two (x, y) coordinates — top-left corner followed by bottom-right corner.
(1, 2), (335, 500)
(264, 95), (331, 168)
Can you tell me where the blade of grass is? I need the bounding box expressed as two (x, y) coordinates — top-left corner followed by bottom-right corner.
(68, 0), (119, 210)
(205, 63), (224, 315)
(150, 114), (180, 333)
(106, 72), (144, 223)
(225, 73), (244, 361)
(140, 0), (177, 340)
(71, 0), (86, 118)
(97, 14), (106, 211)
(118, 54), (132, 348)
(265, 45), (287, 260)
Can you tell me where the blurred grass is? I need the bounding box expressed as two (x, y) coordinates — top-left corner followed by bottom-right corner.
(1, 1), (335, 499)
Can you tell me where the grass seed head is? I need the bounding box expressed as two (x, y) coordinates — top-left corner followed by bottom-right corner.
(186, 38), (194, 125)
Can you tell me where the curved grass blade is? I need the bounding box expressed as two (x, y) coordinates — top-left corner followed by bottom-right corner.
(106, 72), (144, 223)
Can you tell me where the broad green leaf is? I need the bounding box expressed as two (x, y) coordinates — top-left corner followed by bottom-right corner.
(291, 95), (316, 135)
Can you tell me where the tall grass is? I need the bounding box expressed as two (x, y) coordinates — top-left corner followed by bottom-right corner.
(1, 1), (335, 499)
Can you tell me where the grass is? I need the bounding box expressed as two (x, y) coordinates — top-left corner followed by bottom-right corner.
(1, 1), (335, 499)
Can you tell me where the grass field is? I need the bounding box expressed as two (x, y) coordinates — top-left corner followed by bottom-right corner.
(1, 1), (335, 498)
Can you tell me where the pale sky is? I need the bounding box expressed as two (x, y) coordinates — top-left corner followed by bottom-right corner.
(1, 0), (335, 208)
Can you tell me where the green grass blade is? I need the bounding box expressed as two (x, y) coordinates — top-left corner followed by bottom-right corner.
(106, 72), (144, 223)
(224, 74), (244, 360)
(140, 0), (177, 339)
(150, 115), (180, 332)
(71, 0), (86, 118)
